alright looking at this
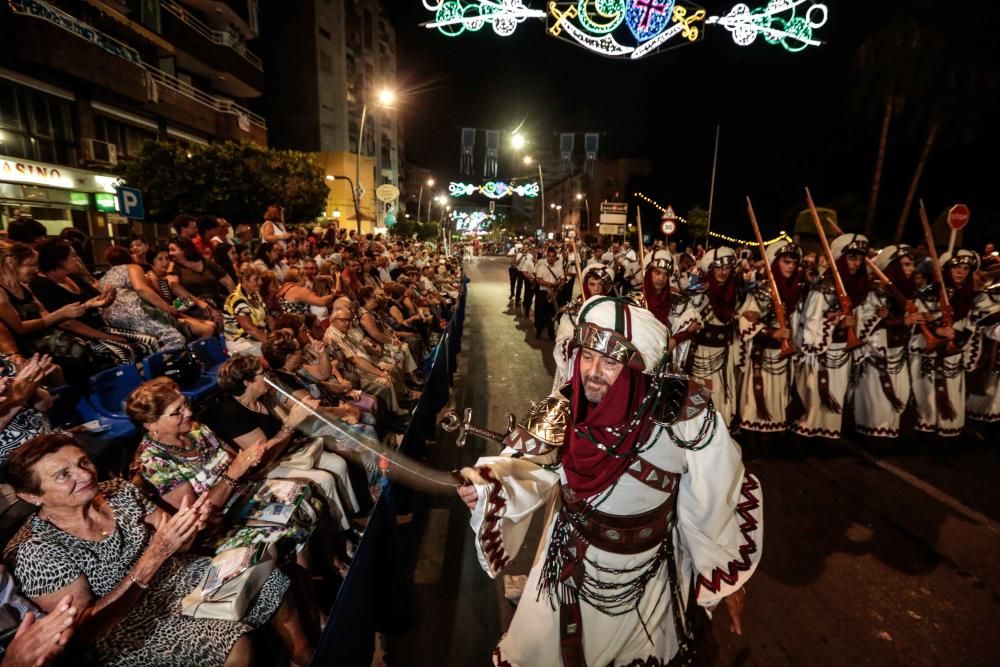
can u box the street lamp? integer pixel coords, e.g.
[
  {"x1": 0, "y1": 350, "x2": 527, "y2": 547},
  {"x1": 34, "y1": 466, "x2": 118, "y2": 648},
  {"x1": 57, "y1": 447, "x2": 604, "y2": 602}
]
[
  {"x1": 356, "y1": 87, "x2": 397, "y2": 232},
  {"x1": 326, "y1": 175, "x2": 362, "y2": 233},
  {"x1": 511, "y1": 133, "x2": 526, "y2": 150},
  {"x1": 417, "y1": 177, "x2": 435, "y2": 223},
  {"x1": 575, "y1": 192, "x2": 590, "y2": 232},
  {"x1": 523, "y1": 155, "x2": 534, "y2": 165}
]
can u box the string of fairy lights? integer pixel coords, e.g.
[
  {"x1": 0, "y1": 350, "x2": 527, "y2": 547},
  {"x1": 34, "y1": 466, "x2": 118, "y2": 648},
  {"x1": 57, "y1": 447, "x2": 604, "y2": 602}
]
[{"x1": 635, "y1": 192, "x2": 793, "y2": 247}]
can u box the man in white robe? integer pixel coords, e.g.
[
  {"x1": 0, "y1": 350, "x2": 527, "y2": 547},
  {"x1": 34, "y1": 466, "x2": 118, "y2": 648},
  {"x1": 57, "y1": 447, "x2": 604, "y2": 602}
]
[{"x1": 458, "y1": 297, "x2": 762, "y2": 666}]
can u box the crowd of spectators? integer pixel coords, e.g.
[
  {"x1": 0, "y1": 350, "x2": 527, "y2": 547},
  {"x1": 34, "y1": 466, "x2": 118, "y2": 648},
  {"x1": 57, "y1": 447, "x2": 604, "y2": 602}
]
[{"x1": 0, "y1": 207, "x2": 463, "y2": 666}]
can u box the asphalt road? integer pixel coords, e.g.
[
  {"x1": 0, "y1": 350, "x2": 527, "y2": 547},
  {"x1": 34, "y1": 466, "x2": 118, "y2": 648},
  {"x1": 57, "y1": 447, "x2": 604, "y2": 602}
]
[{"x1": 386, "y1": 256, "x2": 1000, "y2": 667}]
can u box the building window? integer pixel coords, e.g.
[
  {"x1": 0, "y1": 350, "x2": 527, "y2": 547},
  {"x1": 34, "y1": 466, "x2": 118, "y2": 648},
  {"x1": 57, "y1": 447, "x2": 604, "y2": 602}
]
[
  {"x1": 94, "y1": 116, "x2": 156, "y2": 159},
  {"x1": 0, "y1": 81, "x2": 75, "y2": 165},
  {"x1": 139, "y1": 0, "x2": 161, "y2": 34},
  {"x1": 319, "y1": 27, "x2": 331, "y2": 40},
  {"x1": 363, "y1": 10, "x2": 373, "y2": 49}
]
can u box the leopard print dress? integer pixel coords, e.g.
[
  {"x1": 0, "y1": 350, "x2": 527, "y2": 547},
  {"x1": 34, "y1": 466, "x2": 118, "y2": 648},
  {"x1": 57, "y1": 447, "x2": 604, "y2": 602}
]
[{"x1": 4, "y1": 479, "x2": 289, "y2": 667}]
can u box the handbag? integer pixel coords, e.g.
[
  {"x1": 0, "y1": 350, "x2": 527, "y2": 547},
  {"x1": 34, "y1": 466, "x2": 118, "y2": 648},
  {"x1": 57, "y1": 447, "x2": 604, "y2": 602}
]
[
  {"x1": 182, "y1": 543, "x2": 276, "y2": 621},
  {"x1": 161, "y1": 349, "x2": 205, "y2": 388},
  {"x1": 278, "y1": 436, "x2": 323, "y2": 470},
  {"x1": 33, "y1": 329, "x2": 92, "y2": 363}
]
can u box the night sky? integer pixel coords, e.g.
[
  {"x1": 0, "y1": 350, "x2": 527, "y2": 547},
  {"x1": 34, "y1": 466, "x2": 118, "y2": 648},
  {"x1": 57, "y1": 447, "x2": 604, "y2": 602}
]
[{"x1": 384, "y1": 1, "x2": 999, "y2": 247}]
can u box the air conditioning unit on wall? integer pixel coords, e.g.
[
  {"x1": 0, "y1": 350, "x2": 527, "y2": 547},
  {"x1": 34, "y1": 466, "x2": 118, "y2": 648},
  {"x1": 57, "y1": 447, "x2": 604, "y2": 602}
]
[{"x1": 80, "y1": 138, "x2": 119, "y2": 166}]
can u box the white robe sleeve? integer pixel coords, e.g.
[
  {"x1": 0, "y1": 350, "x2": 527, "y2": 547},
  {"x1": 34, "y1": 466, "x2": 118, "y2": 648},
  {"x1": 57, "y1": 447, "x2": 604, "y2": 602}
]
[
  {"x1": 552, "y1": 313, "x2": 577, "y2": 392},
  {"x1": 798, "y1": 289, "x2": 836, "y2": 359},
  {"x1": 675, "y1": 412, "x2": 763, "y2": 608},
  {"x1": 462, "y1": 456, "x2": 561, "y2": 579}
]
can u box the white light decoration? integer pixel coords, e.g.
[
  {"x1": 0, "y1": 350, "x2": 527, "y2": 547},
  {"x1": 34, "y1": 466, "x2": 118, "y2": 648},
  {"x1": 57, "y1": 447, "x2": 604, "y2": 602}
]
[
  {"x1": 449, "y1": 181, "x2": 540, "y2": 199},
  {"x1": 422, "y1": 1, "x2": 828, "y2": 60}
]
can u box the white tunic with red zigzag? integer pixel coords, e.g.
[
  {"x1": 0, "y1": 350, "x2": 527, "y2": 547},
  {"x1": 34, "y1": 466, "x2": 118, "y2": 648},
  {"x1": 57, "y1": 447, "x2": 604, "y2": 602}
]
[{"x1": 465, "y1": 407, "x2": 762, "y2": 666}]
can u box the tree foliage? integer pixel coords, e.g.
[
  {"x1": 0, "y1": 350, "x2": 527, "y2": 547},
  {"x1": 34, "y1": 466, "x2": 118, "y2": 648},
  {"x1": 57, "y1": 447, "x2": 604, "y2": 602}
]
[
  {"x1": 685, "y1": 206, "x2": 709, "y2": 242},
  {"x1": 117, "y1": 141, "x2": 329, "y2": 224}
]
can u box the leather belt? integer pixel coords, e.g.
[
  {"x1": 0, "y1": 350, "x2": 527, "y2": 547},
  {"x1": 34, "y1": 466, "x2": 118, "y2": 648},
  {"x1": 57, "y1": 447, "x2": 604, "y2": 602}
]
[
  {"x1": 696, "y1": 321, "x2": 734, "y2": 346},
  {"x1": 561, "y1": 488, "x2": 676, "y2": 555}
]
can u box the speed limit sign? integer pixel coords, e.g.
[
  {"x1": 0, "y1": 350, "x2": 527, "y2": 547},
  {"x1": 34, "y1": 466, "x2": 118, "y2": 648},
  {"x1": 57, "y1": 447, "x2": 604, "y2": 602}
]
[{"x1": 661, "y1": 219, "x2": 676, "y2": 236}]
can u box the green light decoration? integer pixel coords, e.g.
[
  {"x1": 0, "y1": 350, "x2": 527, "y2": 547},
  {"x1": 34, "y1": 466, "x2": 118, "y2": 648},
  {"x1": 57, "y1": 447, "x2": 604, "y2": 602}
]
[
  {"x1": 449, "y1": 181, "x2": 540, "y2": 199},
  {"x1": 421, "y1": 0, "x2": 827, "y2": 58}
]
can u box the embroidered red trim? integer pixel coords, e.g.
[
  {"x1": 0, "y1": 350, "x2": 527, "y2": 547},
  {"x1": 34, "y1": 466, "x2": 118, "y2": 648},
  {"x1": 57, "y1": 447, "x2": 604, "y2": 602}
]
[
  {"x1": 801, "y1": 312, "x2": 835, "y2": 355},
  {"x1": 478, "y1": 466, "x2": 511, "y2": 574},
  {"x1": 916, "y1": 422, "x2": 962, "y2": 436},
  {"x1": 790, "y1": 424, "x2": 842, "y2": 438},
  {"x1": 968, "y1": 411, "x2": 1000, "y2": 423},
  {"x1": 492, "y1": 645, "x2": 513, "y2": 667},
  {"x1": 739, "y1": 418, "x2": 787, "y2": 433},
  {"x1": 858, "y1": 312, "x2": 881, "y2": 342},
  {"x1": 610, "y1": 657, "x2": 670, "y2": 667},
  {"x1": 855, "y1": 425, "x2": 901, "y2": 438},
  {"x1": 694, "y1": 474, "x2": 761, "y2": 599}
]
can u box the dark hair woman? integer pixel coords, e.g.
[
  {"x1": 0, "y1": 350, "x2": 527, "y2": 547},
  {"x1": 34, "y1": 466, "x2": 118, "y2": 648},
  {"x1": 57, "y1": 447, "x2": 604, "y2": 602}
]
[{"x1": 4, "y1": 433, "x2": 313, "y2": 666}]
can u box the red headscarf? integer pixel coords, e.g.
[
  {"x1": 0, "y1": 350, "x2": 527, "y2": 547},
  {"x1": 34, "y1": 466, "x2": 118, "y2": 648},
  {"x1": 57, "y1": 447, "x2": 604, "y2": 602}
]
[
  {"x1": 771, "y1": 257, "x2": 803, "y2": 309},
  {"x1": 707, "y1": 270, "x2": 738, "y2": 322},
  {"x1": 836, "y1": 254, "x2": 870, "y2": 308},
  {"x1": 884, "y1": 257, "x2": 916, "y2": 301},
  {"x1": 945, "y1": 268, "x2": 975, "y2": 320},
  {"x1": 642, "y1": 269, "x2": 672, "y2": 326},
  {"x1": 562, "y1": 353, "x2": 655, "y2": 498}
]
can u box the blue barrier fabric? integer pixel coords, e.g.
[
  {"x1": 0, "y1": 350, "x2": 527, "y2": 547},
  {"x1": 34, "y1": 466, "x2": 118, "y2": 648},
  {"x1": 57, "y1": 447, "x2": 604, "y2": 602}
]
[{"x1": 311, "y1": 278, "x2": 468, "y2": 666}]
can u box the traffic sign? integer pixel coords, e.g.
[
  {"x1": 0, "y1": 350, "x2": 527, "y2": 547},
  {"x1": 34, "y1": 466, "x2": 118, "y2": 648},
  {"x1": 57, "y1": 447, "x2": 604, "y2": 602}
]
[
  {"x1": 661, "y1": 219, "x2": 676, "y2": 236},
  {"x1": 663, "y1": 205, "x2": 677, "y2": 220},
  {"x1": 947, "y1": 204, "x2": 970, "y2": 230},
  {"x1": 376, "y1": 184, "x2": 400, "y2": 203},
  {"x1": 601, "y1": 201, "x2": 628, "y2": 215},
  {"x1": 114, "y1": 186, "x2": 144, "y2": 219}
]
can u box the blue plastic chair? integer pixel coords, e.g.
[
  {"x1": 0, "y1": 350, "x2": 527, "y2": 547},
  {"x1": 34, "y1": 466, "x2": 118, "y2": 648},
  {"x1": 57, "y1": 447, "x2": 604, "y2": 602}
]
[
  {"x1": 87, "y1": 364, "x2": 143, "y2": 420},
  {"x1": 189, "y1": 335, "x2": 228, "y2": 377},
  {"x1": 48, "y1": 385, "x2": 139, "y2": 440},
  {"x1": 143, "y1": 349, "x2": 219, "y2": 404}
]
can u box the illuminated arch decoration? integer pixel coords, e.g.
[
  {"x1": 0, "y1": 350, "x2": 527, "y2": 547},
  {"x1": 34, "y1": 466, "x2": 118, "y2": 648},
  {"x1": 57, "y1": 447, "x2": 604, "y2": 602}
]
[
  {"x1": 451, "y1": 210, "x2": 498, "y2": 232},
  {"x1": 421, "y1": 1, "x2": 827, "y2": 59},
  {"x1": 449, "y1": 181, "x2": 540, "y2": 199}
]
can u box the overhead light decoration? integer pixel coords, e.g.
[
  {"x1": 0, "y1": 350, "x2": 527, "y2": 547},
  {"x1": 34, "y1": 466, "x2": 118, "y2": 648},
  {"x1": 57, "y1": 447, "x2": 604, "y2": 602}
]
[
  {"x1": 421, "y1": 0, "x2": 827, "y2": 59},
  {"x1": 449, "y1": 181, "x2": 540, "y2": 199}
]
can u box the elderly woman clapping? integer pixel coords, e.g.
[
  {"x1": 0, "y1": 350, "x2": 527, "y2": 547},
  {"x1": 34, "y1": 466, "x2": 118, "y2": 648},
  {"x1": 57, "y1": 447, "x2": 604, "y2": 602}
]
[{"x1": 3, "y1": 433, "x2": 313, "y2": 666}]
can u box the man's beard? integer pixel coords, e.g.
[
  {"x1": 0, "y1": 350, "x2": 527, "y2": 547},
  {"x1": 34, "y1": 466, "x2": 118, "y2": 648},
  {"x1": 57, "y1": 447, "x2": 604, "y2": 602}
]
[{"x1": 583, "y1": 374, "x2": 610, "y2": 404}]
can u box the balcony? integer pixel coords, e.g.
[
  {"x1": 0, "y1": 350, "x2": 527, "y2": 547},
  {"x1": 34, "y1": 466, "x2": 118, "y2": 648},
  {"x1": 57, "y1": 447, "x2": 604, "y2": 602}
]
[
  {"x1": 143, "y1": 66, "x2": 266, "y2": 145},
  {"x1": 180, "y1": 0, "x2": 256, "y2": 38}
]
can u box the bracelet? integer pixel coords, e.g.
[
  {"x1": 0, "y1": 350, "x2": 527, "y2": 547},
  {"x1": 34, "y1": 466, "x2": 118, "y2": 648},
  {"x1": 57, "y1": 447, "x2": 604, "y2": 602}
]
[
  {"x1": 219, "y1": 473, "x2": 237, "y2": 488},
  {"x1": 281, "y1": 423, "x2": 296, "y2": 434},
  {"x1": 128, "y1": 573, "x2": 149, "y2": 590}
]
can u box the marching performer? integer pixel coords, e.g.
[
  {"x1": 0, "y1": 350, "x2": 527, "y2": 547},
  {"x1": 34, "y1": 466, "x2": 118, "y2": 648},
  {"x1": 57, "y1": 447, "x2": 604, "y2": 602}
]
[
  {"x1": 853, "y1": 245, "x2": 922, "y2": 438},
  {"x1": 791, "y1": 233, "x2": 869, "y2": 439},
  {"x1": 637, "y1": 249, "x2": 702, "y2": 350},
  {"x1": 968, "y1": 280, "x2": 1000, "y2": 424},
  {"x1": 458, "y1": 296, "x2": 762, "y2": 666},
  {"x1": 909, "y1": 249, "x2": 981, "y2": 437},
  {"x1": 687, "y1": 247, "x2": 742, "y2": 427},
  {"x1": 559, "y1": 240, "x2": 580, "y2": 306},
  {"x1": 738, "y1": 240, "x2": 804, "y2": 435},
  {"x1": 533, "y1": 246, "x2": 565, "y2": 340},
  {"x1": 508, "y1": 242, "x2": 523, "y2": 303},
  {"x1": 518, "y1": 243, "x2": 537, "y2": 318},
  {"x1": 551, "y1": 261, "x2": 614, "y2": 392}
]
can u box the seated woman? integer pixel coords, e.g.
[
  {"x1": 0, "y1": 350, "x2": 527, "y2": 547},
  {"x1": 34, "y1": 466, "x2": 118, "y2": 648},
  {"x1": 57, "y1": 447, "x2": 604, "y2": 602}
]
[
  {"x1": 253, "y1": 242, "x2": 287, "y2": 283},
  {"x1": 167, "y1": 237, "x2": 234, "y2": 311},
  {"x1": 356, "y1": 287, "x2": 422, "y2": 383},
  {"x1": 0, "y1": 240, "x2": 111, "y2": 383},
  {"x1": 0, "y1": 354, "x2": 54, "y2": 466},
  {"x1": 3, "y1": 433, "x2": 314, "y2": 667},
  {"x1": 223, "y1": 264, "x2": 270, "y2": 356},
  {"x1": 262, "y1": 329, "x2": 385, "y2": 431},
  {"x1": 205, "y1": 354, "x2": 363, "y2": 532},
  {"x1": 102, "y1": 246, "x2": 215, "y2": 344},
  {"x1": 309, "y1": 275, "x2": 337, "y2": 321},
  {"x1": 275, "y1": 268, "x2": 334, "y2": 317},
  {"x1": 146, "y1": 245, "x2": 220, "y2": 334},
  {"x1": 125, "y1": 377, "x2": 327, "y2": 553},
  {"x1": 384, "y1": 281, "x2": 429, "y2": 344},
  {"x1": 213, "y1": 242, "x2": 239, "y2": 283}
]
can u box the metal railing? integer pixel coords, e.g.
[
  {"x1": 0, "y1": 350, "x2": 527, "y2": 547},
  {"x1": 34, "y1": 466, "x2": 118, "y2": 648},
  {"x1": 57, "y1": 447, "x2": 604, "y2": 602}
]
[
  {"x1": 161, "y1": 0, "x2": 263, "y2": 70},
  {"x1": 144, "y1": 65, "x2": 267, "y2": 129}
]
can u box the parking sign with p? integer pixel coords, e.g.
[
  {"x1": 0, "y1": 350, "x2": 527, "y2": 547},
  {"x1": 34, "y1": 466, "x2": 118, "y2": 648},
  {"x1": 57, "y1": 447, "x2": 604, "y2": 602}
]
[{"x1": 115, "y1": 186, "x2": 145, "y2": 220}]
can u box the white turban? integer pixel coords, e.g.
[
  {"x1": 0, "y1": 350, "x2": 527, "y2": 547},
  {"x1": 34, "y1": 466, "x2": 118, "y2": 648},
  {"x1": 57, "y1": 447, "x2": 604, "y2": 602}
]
[{"x1": 576, "y1": 296, "x2": 668, "y2": 374}]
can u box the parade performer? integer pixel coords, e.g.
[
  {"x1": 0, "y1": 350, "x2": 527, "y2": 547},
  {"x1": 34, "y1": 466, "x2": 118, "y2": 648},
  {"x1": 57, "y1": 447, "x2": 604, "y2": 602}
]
[
  {"x1": 534, "y1": 246, "x2": 566, "y2": 340},
  {"x1": 634, "y1": 249, "x2": 702, "y2": 351},
  {"x1": 458, "y1": 296, "x2": 761, "y2": 666},
  {"x1": 686, "y1": 247, "x2": 742, "y2": 427},
  {"x1": 909, "y1": 250, "x2": 981, "y2": 437},
  {"x1": 519, "y1": 245, "x2": 537, "y2": 318},
  {"x1": 551, "y1": 261, "x2": 614, "y2": 392},
  {"x1": 968, "y1": 280, "x2": 1000, "y2": 424},
  {"x1": 508, "y1": 243, "x2": 522, "y2": 303},
  {"x1": 737, "y1": 239, "x2": 804, "y2": 435},
  {"x1": 791, "y1": 233, "x2": 869, "y2": 439},
  {"x1": 853, "y1": 245, "x2": 922, "y2": 438},
  {"x1": 559, "y1": 241, "x2": 580, "y2": 306}
]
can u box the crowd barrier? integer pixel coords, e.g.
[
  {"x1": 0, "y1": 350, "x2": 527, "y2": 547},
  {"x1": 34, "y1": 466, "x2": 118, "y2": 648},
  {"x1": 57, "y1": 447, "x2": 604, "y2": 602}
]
[{"x1": 312, "y1": 277, "x2": 469, "y2": 665}]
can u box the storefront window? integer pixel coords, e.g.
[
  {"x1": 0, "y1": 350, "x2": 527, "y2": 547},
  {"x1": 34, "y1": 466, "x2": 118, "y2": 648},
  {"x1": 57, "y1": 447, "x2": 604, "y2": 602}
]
[
  {"x1": 94, "y1": 115, "x2": 156, "y2": 158},
  {"x1": 0, "y1": 81, "x2": 76, "y2": 165}
]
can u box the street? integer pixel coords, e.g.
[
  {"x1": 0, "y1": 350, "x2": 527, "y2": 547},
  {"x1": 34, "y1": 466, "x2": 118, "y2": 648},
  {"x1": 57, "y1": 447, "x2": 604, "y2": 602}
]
[{"x1": 389, "y1": 256, "x2": 1000, "y2": 666}]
